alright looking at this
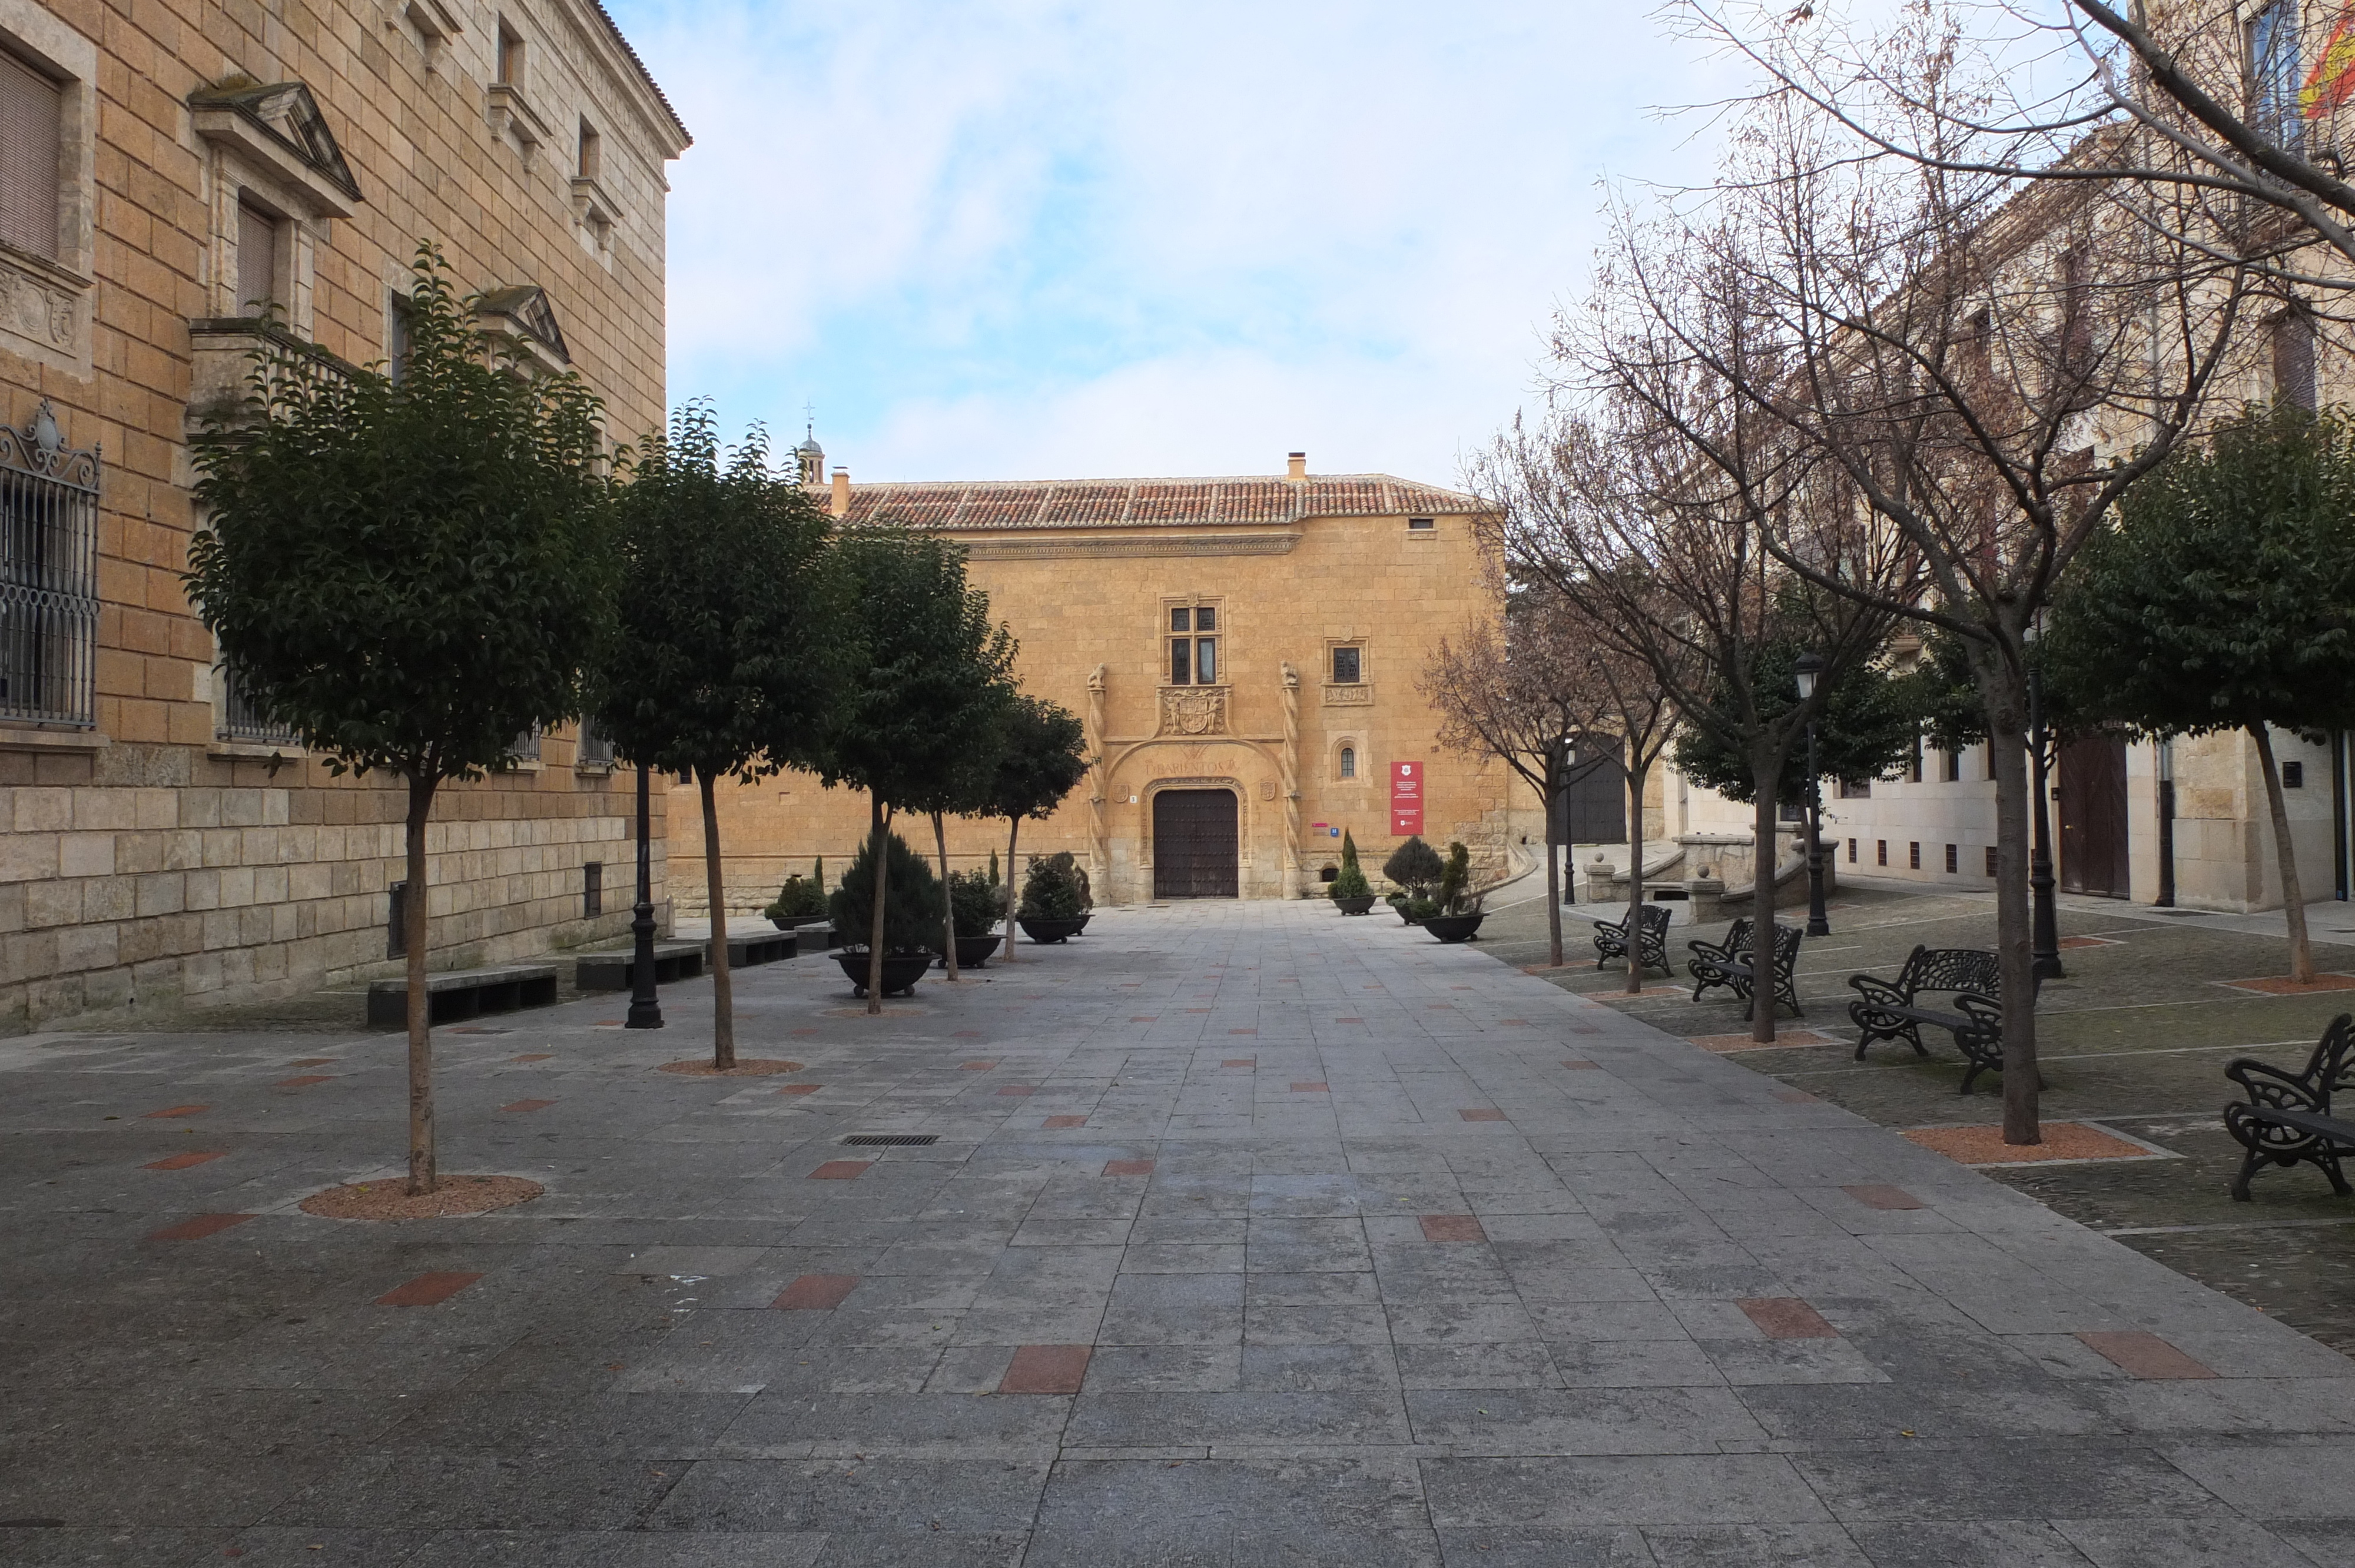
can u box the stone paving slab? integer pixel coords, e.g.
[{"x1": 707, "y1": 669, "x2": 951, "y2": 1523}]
[{"x1": 2, "y1": 901, "x2": 2353, "y2": 1563}]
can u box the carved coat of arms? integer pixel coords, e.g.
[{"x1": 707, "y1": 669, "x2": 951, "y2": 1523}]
[{"x1": 1159, "y1": 686, "x2": 1228, "y2": 736}]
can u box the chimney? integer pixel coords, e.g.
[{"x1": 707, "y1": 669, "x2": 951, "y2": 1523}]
[
  {"x1": 1286, "y1": 451, "x2": 1307, "y2": 481},
  {"x1": 830, "y1": 467, "x2": 850, "y2": 518}
]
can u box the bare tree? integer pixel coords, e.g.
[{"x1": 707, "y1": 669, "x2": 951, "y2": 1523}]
[
  {"x1": 1639, "y1": 68, "x2": 2256, "y2": 1138},
  {"x1": 1483, "y1": 236, "x2": 1918, "y2": 1039}
]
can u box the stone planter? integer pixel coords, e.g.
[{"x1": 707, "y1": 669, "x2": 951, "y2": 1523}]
[
  {"x1": 835, "y1": 949, "x2": 932, "y2": 998},
  {"x1": 1332, "y1": 894, "x2": 1377, "y2": 916},
  {"x1": 1423, "y1": 913, "x2": 1485, "y2": 944},
  {"x1": 948, "y1": 934, "x2": 1003, "y2": 968},
  {"x1": 1019, "y1": 915, "x2": 1085, "y2": 944}
]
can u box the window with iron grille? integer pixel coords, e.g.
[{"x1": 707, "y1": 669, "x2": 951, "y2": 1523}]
[
  {"x1": 576, "y1": 719, "x2": 614, "y2": 768},
  {"x1": 509, "y1": 724, "x2": 542, "y2": 764},
  {"x1": 0, "y1": 401, "x2": 98, "y2": 729},
  {"x1": 216, "y1": 659, "x2": 297, "y2": 746}
]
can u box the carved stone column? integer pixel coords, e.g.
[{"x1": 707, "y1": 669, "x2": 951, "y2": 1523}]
[
  {"x1": 1086, "y1": 664, "x2": 1110, "y2": 894},
  {"x1": 1280, "y1": 662, "x2": 1302, "y2": 899}
]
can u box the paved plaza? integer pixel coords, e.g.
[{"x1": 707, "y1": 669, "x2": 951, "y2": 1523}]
[{"x1": 5, "y1": 902, "x2": 2355, "y2": 1566}]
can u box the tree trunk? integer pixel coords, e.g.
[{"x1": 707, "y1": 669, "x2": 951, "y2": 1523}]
[
  {"x1": 935, "y1": 810, "x2": 960, "y2": 981},
  {"x1": 866, "y1": 796, "x2": 889, "y2": 1014},
  {"x1": 403, "y1": 772, "x2": 440, "y2": 1196},
  {"x1": 1001, "y1": 817, "x2": 1022, "y2": 961},
  {"x1": 1626, "y1": 755, "x2": 1649, "y2": 996},
  {"x1": 1543, "y1": 833, "x2": 1563, "y2": 968},
  {"x1": 1981, "y1": 662, "x2": 2042, "y2": 1145},
  {"x1": 2251, "y1": 723, "x2": 2317, "y2": 984},
  {"x1": 699, "y1": 769, "x2": 735, "y2": 1070},
  {"x1": 1751, "y1": 755, "x2": 1779, "y2": 1045}
]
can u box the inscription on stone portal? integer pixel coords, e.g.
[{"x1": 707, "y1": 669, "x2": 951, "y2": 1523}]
[{"x1": 1159, "y1": 686, "x2": 1229, "y2": 736}]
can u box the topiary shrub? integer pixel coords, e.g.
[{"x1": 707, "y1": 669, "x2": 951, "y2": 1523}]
[
  {"x1": 1021, "y1": 851, "x2": 1089, "y2": 920},
  {"x1": 764, "y1": 864, "x2": 827, "y2": 924},
  {"x1": 1382, "y1": 836, "x2": 1444, "y2": 901},
  {"x1": 1435, "y1": 840, "x2": 1480, "y2": 916},
  {"x1": 1331, "y1": 831, "x2": 1371, "y2": 901},
  {"x1": 829, "y1": 832, "x2": 944, "y2": 953},
  {"x1": 948, "y1": 867, "x2": 1004, "y2": 937}
]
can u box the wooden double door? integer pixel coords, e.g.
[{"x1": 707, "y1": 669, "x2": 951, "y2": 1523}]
[{"x1": 1153, "y1": 789, "x2": 1239, "y2": 899}]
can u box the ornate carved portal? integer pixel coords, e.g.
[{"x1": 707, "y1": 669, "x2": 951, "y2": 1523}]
[{"x1": 1157, "y1": 685, "x2": 1229, "y2": 737}]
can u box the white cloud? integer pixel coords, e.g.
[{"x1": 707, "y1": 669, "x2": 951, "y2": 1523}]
[{"x1": 607, "y1": 0, "x2": 1752, "y2": 484}]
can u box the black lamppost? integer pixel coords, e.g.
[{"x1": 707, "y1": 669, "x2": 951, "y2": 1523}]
[
  {"x1": 2024, "y1": 617, "x2": 2064, "y2": 981},
  {"x1": 625, "y1": 761, "x2": 664, "y2": 1029},
  {"x1": 1794, "y1": 651, "x2": 1831, "y2": 937}
]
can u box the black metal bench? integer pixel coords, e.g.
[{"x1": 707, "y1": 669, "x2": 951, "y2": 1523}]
[
  {"x1": 1593, "y1": 903, "x2": 1671, "y2": 977},
  {"x1": 367, "y1": 964, "x2": 559, "y2": 1026},
  {"x1": 1846, "y1": 947, "x2": 2042, "y2": 1095},
  {"x1": 2224, "y1": 1014, "x2": 2355, "y2": 1200},
  {"x1": 1686, "y1": 917, "x2": 1803, "y2": 1019}
]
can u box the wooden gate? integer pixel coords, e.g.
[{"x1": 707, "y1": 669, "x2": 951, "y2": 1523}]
[
  {"x1": 2059, "y1": 735, "x2": 2130, "y2": 899},
  {"x1": 1153, "y1": 789, "x2": 1239, "y2": 898}
]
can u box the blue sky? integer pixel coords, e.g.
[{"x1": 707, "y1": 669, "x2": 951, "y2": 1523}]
[{"x1": 603, "y1": 1, "x2": 1747, "y2": 487}]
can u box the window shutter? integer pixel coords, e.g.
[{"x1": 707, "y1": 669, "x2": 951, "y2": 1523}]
[
  {"x1": 238, "y1": 202, "x2": 277, "y2": 315},
  {"x1": 0, "y1": 49, "x2": 61, "y2": 261}
]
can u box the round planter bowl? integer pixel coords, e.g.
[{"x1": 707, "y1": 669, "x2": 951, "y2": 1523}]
[
  {"x1": 1423, "y1": 913, "x2": 1485, "y2": 944},
  {"x1": 1019, "y1": 916, "x2": 1085, "y2": 944},
  {"x1": 835, "y1": 949, "x2": 933, "y2": 998},
  {"x1": 948, "y1": 933, "x2": 1003, "y2": 968},
  {"x1": 1332, "y1": 894, "x2": 1377, "y2": 916},
  {"x1": 1395, "y1": 905, "x2": 1426, "y2": 926}
]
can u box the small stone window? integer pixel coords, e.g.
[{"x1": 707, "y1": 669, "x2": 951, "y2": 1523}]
[
  {"x1": 1167, "y1": 603, "x2": 1218, "y2": 685},
  {"x1": 583, "y1": 861, "x2": 603, "y2": 919},
  {"x1": 1407, "y1": 516, "x2": 1435, "y2": 533},
  {"x1": 1985, "y1": 845, "x2": 1999, "y2": 876},
  {"x1": 1909, "y1": 841, "x2": 1922, "y2": 870},
  {"x1": 0, "y1": 46, "x2": 61, "y2": 260},
  {"x1": 237, "y1": 199, "x2": 281, "y2": 316},
  {"x1": 1877, "y1": 840, "x2": 1888, "y2": 866},
  {"x1": 2284, "y1": 759, "x2": 2306, "y2": 788},
  {"x1": 1945, "y1": 843, "x2": 1959, "y2": 874},
  {"x1": 1339, "y1": 746, "x2": 1356, "y2": 780},
  {"x1": 1332, "y1": 646, "x2": 1361, "y2": 684}
]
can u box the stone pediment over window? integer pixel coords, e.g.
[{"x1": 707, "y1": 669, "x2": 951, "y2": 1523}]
[
  {"x1": 474, "y1": 285, "x2": 572, "y2": 374},
  {"x1": 190, "y1": 79, "x2": 361, "y2": 218}
]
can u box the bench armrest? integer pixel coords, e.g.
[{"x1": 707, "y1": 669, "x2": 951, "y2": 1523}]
[
  {"x1": 2226, "y1": 1058, "x2": 2327, "y2": 1111},
  {"x1": 1687, "y1": 938, "x2": 1733, "y2": 964},
  {"x1": 1848, "y1": 975, "x2": 1908, "y2": 1008}
]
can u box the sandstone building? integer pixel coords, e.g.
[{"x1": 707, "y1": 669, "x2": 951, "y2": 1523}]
[
  {"x1": 672, "y1": 453, "x2": 1534, "y2": 913},
  {"x1": 1, "y1": 0, "x2": 687, "y2": 1031}
]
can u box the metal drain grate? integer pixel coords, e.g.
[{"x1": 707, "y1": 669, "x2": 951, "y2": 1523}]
[{"x1": 841, "y1": 1134, "x2": 939, "y2": 1147}]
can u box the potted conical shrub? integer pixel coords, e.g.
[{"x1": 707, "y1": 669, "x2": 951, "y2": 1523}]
[
  {"x1": 828, "y1": 832, "x2": 943, "y2": 996},
  {"x1": 946, "y1": 866, "x2": 1005, "y2": 968},
  {"x1": 1330, "y1": 830, "x2": 1376, "y2": 915},
  {"x1": 1421, "y1": 841, "x2": 1485, "y2": 943},
  {"x1": 1018, "y1": 852, "x2": 1088, "y2": 943}
]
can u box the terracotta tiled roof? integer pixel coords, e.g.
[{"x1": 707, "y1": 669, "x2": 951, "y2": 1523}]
[
  {"x1": 585, "y1": 0, "x2": 690, "y2": 148},
  {"x1": 840, "y1": 474, "x2": 1483, "y2": 531}
]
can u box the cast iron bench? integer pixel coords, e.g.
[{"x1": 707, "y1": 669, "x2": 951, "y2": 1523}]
[
  {"x1": 1847, "y1": 947, "x2": 2032, "y2": 1095},
  {"x1": 575, "y1": 939, "x2": 705, "y2": 992},
  {"x1": 1593, "y1": 903, "x2": 1672, "y2": 977},
  {"x1": 2224, "y1": 1013, "x2": 2355, "y2": 1200},
  {"x1": 368, "y1": 964, "x2": 559, "y2": 1026},
  {"x1": 1686, "y1": 917, "x2": 1804, "y2": 1019}
]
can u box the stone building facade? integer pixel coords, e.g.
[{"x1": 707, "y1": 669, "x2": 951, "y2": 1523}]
[
  {"x1": 672, "y1": 456, "x2": 1532, "y2": 914},
  {"x1": 0, "y1": 0, "x2": 687, "y2": 1031}
]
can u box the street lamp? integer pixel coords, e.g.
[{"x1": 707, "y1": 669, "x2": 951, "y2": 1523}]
[
  {"x1": 625, "y1": 760, "x2": 664, "y2": 1029},
  {"x1": 1793, "y1": 651, "x2": 1831, "y2": 938},
  {"x1": 2022, "y1": 615, "x2": 2064, "y2": 981},
  {"x1": 1557, "y1": 735, "x2": 1577, "y2": 905}
]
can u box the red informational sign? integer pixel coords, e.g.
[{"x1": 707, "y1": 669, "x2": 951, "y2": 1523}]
[{"x1": 1390, "y1": 760, "x2": 1423, "y2": 836}]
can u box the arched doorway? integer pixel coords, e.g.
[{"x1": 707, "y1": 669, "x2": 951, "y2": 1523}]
[{"x1": 1153, "y1": 789, "x2": 1239, "y2": 898}]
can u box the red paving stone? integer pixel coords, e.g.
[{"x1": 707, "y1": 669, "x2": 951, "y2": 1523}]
[
  {"x1": 500, "y1": 1099, "x2": 556, "y2": 1114},
  {"x1": 1841, "y1": 1184, "x2": 1925, "y2": 1211},
  {"x1": 777, "y1": 1084, "x2": 821, "y2": 1096},
  {"x1": 1103, "y1": 1160, "x2": 1154, "y2": 1177},
  {"x1": 1740, "y1": 1297, "x2": 1840, "y2": 1339},
  {"x1": 2221, "y1": 972, "x2": 2355, "y2": 995},
  {"x1": 143, "y1": 1105, "x2": 208, "y2": 1119},
  {"x1": 791, "y1": 1028, "x2": 820, "y2": 1037},
  {"x1": 144, "y1": 1151, "x2": 226, "y2": 1171},
  {"x1": 1773, "y1": 1088, "x2": 1819, "y2": 1103},
  {"x1": 2077, "y1": 1330, "x2": 2217, "y2": 1379},
  {"x1": 1000, "y1": 1343, "x2": 1090, "y2": 1394},
  {"x1": 1904, "y1": 1122, "x2": 2152, "y2": 1164},
  {"x1": 1130, "y1": 1016, "x2": 1158, "y2": 1022},
  {"x1": 1458, "y1": 1109, "x2": 1507, "y2": 1122},
  {"x1": 1499, "y1": 1019, "x2": 1529, "y2": 1026},
  {"x1": 1289, "y1": 1082, "x2": 1329, "y2": 1093},
  {"x1": 1229, "y1": 1028, "x2": 1258, "y2": 1035},
  {"x1": 1042, "y1": 1115, "x2": 1087, "y2": 1128},
  {"x1": 376, "y1": 1271, "x2": 485, "y2": 1307},
  {"x1": 1334, "y1": 1016, "x2": 1364, "y2": 1024},
  {"x1": 773, "y1": 1274, "x2": 861, "y2": 1310},
  {"x1": 275, "y1": 1075, "x2": 333, "y2": 1088},
  {"x1": 1185, "y1": 1008, "x2": 1210, "y2": 1014},
  {"x1": 2057, "y1": 936, "x2": 2121, "y2": 951},
  {"x1": 510, "y1": 1054, "x2": 555, "y2": 1064},
  {"x1": 997, "y1": 1085, "x2": 1035, "y2": 1097},
  {"x1": 147, "y1": 1213, "x2": 253, "y2": 1241},
  {"x1": 1222, "y1": 1058, "x2": 1255, "y2": 1067},
  {"x1": 1419, "y1": 1214, "x2": 1487, "y2": 1243},
  {"x1": 810, "y1": 1160, "x2": 871, "y2": 1180},
  {"x1": 961, "y1": 1061, "x2": 997, "y2": 1071},
  {"x1": 1563, "y1": 1059, "x2": 1600, "y2": 1071}
]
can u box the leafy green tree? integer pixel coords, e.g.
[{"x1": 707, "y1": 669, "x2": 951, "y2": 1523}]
[
  {"x1": 185, "y1": 247, "x2": 612, "y2": 1195},
  {"x1": 812, "y1": 526, "x2": 1017, "y2": 1009},
  {"x1": 2047, "y1": 403, "x2": 2355, "y2": 982},
  {"x1": 979, "y1": 694, "x2": 1089, "y2": 959},
  {"x1": 1673, "y1": 640, "x2": 1920, "y2": 806},
  {"x1": 1383, "y1": 837, "x2": 1445, "y2": 901},
  {"x1": 595, "y1": 402, "x2": 839, "y2": 1067}
]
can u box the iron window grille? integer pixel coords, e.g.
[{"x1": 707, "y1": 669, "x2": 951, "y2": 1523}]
[
  {"x1": 0, "y1": 401, "x2": 100, "y2": 729},
  {"x1": 576, "y1": 719, "x2": 614, "y2": 767},
  {"x1": 217, "y1": 660, "x2": 297, "y2": 745},
  {"x1": 509, "y1": 725, "x2": 542, "y2": 764}
]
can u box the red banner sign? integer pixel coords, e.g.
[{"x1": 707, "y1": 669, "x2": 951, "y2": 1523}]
[{"x1": 1390, "y1": 760, "x2": 1423, "y2": 836}]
